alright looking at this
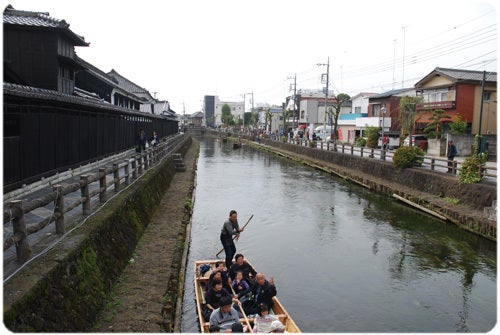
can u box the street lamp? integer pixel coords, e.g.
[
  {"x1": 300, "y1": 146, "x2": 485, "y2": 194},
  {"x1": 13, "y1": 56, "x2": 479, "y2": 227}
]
[
  {"x1": 317, "y1": 57, "x2": 330, "y2": 139},
  {"x1": 380, "y1": 106, "x2": 387, "y2": 160}
]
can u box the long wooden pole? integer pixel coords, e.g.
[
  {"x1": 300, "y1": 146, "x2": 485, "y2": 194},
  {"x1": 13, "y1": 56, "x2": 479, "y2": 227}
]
[
  {"x1": 230, "y1": 284, "x2": 252, "y2": 332},
  {"x1": 215, "y1": 214, "x2": 254, "y2": 258},
  {"x1": 392, "y1": 194, "x2": 448, "y2": 220}
]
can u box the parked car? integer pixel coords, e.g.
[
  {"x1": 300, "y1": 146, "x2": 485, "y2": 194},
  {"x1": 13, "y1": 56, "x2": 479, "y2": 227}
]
[
  {"x1": 403, "y1": 135, "x2": 427, "y2": 147},
  {"x1": 314, "y1": 126, "x2": 334, "y2": 142}
]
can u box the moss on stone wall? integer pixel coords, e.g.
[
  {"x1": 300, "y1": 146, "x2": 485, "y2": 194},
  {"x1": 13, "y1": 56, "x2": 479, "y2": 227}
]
[{"x1": 4, "y1": 137, "x2": 192, "y2": 332}]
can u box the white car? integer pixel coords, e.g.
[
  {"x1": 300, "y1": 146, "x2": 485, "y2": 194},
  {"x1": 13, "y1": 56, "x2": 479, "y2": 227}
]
[{"x1": 403, "y1": 135, "x2": 427, "y2": 147}]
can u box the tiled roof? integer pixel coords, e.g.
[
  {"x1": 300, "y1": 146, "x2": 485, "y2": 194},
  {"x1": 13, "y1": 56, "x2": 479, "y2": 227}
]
[
  {"x1": 369, "y1": 88, "x2": 414, "y2": 99},
  {"x1": 4, "y1": 82, "x2": 136, "y2": 115},
  {"x1": 107, "y1": 69, "x2": 151, "y2": 100},
  {"x1": 434, "y1": 67, "x2": 497, "y2": 82},
  {"x1": 3, "y1": 5, "x2": 88, "y2": 46},
  {"x1": 415, "y1": 67, "x2": 497, "y2": 87},
  {"x1": 75, "y1": 55, "x2": 118, "y2": 87}
]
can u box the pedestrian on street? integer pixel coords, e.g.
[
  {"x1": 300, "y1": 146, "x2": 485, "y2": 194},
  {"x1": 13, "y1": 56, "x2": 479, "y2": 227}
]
[
  {"x1": 137, "y1": 129, "x2": 147, "y2": 152},
  {"x1": 447, "y1": 140, "x2": 458, "y2": 173}
]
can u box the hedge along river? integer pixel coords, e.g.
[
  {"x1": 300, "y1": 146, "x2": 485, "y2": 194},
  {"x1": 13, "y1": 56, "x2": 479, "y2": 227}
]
[{"x1": 181, "y1": 137, "x2": 496, "y2": 332}]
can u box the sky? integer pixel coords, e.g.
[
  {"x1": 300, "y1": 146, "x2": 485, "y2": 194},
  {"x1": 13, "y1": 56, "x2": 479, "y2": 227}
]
[{"x1": 4, "y1": 0, "x2": 498, "y2": 114}]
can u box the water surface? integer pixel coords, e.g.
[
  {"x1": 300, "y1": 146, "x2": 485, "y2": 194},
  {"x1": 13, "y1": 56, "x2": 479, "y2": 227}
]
[{"x1": 181, "y1": 137, "x2": 496, "y2": 332}]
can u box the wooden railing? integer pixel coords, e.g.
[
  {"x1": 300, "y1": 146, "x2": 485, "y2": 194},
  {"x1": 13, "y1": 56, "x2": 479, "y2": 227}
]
[{"x1": 3, "y1": 134, "x2": 188, "y2": 264}]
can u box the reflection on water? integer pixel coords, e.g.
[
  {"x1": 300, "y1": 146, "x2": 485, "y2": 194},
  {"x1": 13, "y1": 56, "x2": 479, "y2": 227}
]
[{"x1": 182, "y1": 137, "x2": 496, "y2": 332}]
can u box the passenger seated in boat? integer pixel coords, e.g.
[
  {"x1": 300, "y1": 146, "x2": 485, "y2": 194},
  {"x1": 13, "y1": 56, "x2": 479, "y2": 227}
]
[
  {"x1": 232, "y1": 271, "x2": 250, "y2": 301},
  {"x1": 208, "y1": 325, "x2": 220, "y2": 333},
  {"x1": 204, "y1": 279, "x2": 232, "y2": 321},
  {"x1": 228, "y1": 254, "x2": 257, "y2": 284},
  {"x1": 252, "y1": 303, "x2": 278, "y2": 333},
  {"x1": 209, "y1": 296, "x2": 242, "y2": 332},
  {"x1": 206, "y1": 261, "x2": 231, "y2": 292},
  {"x1": 243, "y1": 273, "x2": 277, "y2": 316},
  {"x1": 269, "y1": 320, "x2": 286, "y2": 333}
]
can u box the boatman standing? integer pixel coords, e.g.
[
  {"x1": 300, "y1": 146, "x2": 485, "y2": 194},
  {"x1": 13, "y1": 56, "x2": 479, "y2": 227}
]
[{"x1": 220, "y1": 210, "x2": 244, "y2": 268}]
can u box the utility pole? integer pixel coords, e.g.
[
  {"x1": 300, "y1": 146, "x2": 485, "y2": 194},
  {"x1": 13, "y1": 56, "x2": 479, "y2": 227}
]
[
  {"x1": 402, "y1": 26, "x2": 406, "y2": 88},
  {"x1": 251, "y1": 90, "x2": 254, "y2": 128},
  {"x1": 317, "y1": 57, "x2": 330, "y2": 135},
  {"x1": 287, "y1": 74, "x2": 297, "y2": 130},
  {"x1": 392, "y1": 38, "x2": 397, "y2": 90},
  {"x1": 478, "y1": 70, "x2": 486, "y2": 154}
]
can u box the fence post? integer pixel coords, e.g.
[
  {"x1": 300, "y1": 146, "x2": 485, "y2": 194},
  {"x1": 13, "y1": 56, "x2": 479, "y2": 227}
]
[
  {"x1": 361, "y1": 147, "x2": 364, "y2": 157},
  {"x1": 350, "y1": 145, "x2": 354, "y2": 155},
  {"x1": 430, "y1": 158, "x2": 436, "y2": 171},
  {"x1": 124, "y1": 159, "x2": 130, "y2": 185},
  {"x1": 99, "y1": 167, "x2": 107, "y2": 203},
  {"x1": 131, "y1": 157, "x2": 137, "y2": 180},
  {"x1": 144, "y1": 150, "x2": 150, "y2": 170},
  {"x1": 80, "y1": 175, "x2": 91, "y2": 215},
  {"x1": 113, "y1": 163, "x2": 120, "y2": 192},
  {"x1": 453, "y1": 161, "x2": 458, "y2": 175},
  {"x1": 53, "y1": 184, "x2": 65, "y2": 234},
  {"x1": 10, "y1": 200, "x2": 31, "y2": 263},
  {"x1": 341, "y1": 144, "x2": 345, "y2": 154},
  {"x1": 138, "y1": 154, "x2": 143, "y2": 175}
]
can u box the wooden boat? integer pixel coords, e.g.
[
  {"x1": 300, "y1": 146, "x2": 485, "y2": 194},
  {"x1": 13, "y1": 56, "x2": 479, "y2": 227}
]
[
  {"x1": 194, "y1": 259, "x2": 301, "y2": 333},
  {"x1": 233, "y1": 142, "x2": 242, "y2": 149}
]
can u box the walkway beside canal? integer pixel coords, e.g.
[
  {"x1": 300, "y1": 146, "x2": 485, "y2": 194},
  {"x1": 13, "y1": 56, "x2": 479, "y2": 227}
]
[{"x1": 92, "y1": 138, "x2": 199, "y2": 332}]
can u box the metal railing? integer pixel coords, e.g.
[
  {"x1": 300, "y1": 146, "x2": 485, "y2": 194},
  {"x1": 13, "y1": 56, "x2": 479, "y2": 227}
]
[{"x1": 257, "y1": 134, "x2": 496, "y2": 181}]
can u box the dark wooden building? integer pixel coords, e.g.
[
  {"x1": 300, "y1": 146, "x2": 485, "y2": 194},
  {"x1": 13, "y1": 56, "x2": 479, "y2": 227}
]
[
  {"x1": 3, "y1": 5, "x2": 178, "y2": 191},
  {"x1": 3, "y1": 5, "x2": 89, "y2": 93}
]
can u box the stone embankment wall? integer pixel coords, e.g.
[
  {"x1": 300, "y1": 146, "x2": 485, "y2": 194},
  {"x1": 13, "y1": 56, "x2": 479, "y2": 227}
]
[
  {"x1": 3, "y1": 137, "x2": 193, "y2": 332},
  {"x1": 223, "y1": 132, "x2": 496, "y2": 240}
]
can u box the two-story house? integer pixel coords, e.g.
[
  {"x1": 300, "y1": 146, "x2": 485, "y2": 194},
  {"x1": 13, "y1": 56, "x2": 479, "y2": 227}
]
[
  {"x1": 414, "y1": 67, "x2": 497, "y2": 136},
  {"x1": 3, "y1": 5, "x2": 89, "y2": 93}
]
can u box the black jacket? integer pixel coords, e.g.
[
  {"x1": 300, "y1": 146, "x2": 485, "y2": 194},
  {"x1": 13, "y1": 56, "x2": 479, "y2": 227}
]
[{"x1": 250, "y1": 280, "x2": 277, "y2": 309}]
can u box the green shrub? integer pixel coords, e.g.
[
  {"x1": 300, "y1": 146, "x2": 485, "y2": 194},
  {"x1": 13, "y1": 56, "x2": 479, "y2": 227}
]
[
  {"x1": 449, "y1": 115, "x2": 467, "y2": 134},
  {"x1": 458, "y1": 153, "x2": 487, "y2": 184},
  {"x1": 281, "y1": 135, "x2": 288, "y2": 142},
  {"x1": 393, "y1": 146, "x2": 425, "y2": 168},
  {"x1": 355, "y1": 137, "x2": 366, "y2": 147},
  {"x1": 365, "y1": 126, "x2": 379, "y2": 148},
  {"x1": 309, "y1": 140, "x2": 317, "y2": 148}
]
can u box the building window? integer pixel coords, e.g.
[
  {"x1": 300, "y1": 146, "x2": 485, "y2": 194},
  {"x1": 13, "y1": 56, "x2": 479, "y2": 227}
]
[
  {"x1": 484, "y1": 91, "x2": 492, "y2": 101},
  {"x1": 354, "y1": 106, "x2": 361, "y2": 114},
  {"x1": 423, "y1": 89, "x2": 455, "y2": 102},
  {"x1": 373, "y1": 104, "x2": 381, "y2": 116}
]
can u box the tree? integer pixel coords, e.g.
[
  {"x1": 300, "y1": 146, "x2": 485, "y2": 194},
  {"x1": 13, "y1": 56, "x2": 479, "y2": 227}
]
[
  {"x1": 449, "y1": 115, "x2": 468, "y2": 134},
  {"x1": 243, "y1": 112, "x2": 255, "y2": 129},
  {"x1": 398, "y1": 96, "x2": 423, "y2": 147},
  {"x1": 263, "y1": 108, "x2": 273, "y2": 133},
  {"x1": 328, "y1": 93, "x2": 351, "y2": 143},
  {"x1": 283, "y1": 108, "x2": 292, "y2": 132},
  {"x1": 423, "y1": 109, "x2": 451, "y2": 139},
  {"x1": 221, "y1": 104, "x2": 233, "y2": 126},
  {"x1": 364, "y1": 125, "x2": 379, "y2": 148}
]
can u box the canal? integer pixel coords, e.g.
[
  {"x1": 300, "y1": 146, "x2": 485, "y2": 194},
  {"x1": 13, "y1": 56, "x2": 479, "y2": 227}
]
[{"x1": 181, "y1": 137, "x2": 496, "y2": 332}]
